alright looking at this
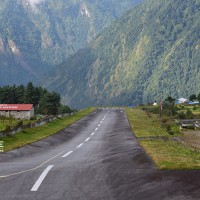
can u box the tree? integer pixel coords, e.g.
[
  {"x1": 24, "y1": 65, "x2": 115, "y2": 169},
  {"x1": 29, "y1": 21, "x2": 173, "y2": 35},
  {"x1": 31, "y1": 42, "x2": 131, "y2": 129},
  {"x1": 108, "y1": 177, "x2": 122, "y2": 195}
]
[
  {"x1": 24, "y1": 82, "x2": 34, "y2": 104},
  {"x1": 0, "y1": 83, "x2": 70, "y2": 115},
  {"x1": 164, "y1": 96, "x2": 176, "y2": 108},
  {"x1": 45, "y1": 92, "x2": 61, "y2": 115},
  {"x1": 38, "y1": 92, "x2": 61, "y2": 115},
  {"x1": 59, "y1": 105, "x2": 72, "y2": 114},
  {"x1": 189, "y1": 94, "x2": 197, "y2": 102},
  {"x1": 15, "y1": 85, "x2": 25, "y2": 103},
  {"x1": 198, "y1": 93, "x2": 200, "y2": 102},
  {"x1": 165, "y1": 96, "x2": 175, "y2": 103},
  {"x1": 164, "y1": 96, "x2": 176, "y2": 116}
]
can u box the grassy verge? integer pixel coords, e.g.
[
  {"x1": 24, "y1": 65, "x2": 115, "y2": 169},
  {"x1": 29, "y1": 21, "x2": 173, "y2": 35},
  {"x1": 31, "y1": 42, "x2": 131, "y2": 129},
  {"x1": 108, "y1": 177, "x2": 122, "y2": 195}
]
[
  {"x1": 125, "y1": 107, "x2": 200, "y2": 170},
  {"x1": 125, "y1": 108, "x2": 168, "y2": 137},
  {"x1": 1, "y1": 108, "x2": 95, "y2": 152}
]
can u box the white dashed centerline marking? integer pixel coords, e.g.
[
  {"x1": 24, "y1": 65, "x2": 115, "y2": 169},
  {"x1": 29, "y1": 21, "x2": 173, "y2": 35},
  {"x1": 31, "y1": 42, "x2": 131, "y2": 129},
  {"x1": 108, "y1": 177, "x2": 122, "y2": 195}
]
[
  {"x1": 98, "y1": 124, "x2": 101, "y2": 127},
  {"x1": 62, "y1": 151, "x2": 73, "y2": 158},
  {"x1": 85, "y1": 137, "x2": 90, "y2": 142},
  {"x1": 77, "y1": 143, "x2": 84, "y2": 148},
  {"x1": 31, "y1": 165, "x2": 54, "y2": 192},
  {"x1": 91, "y1": 132, "x2": 95, "y2": 136},
  {"x1": 95, "y1": 128, "x2": 98, "y2": 131}
]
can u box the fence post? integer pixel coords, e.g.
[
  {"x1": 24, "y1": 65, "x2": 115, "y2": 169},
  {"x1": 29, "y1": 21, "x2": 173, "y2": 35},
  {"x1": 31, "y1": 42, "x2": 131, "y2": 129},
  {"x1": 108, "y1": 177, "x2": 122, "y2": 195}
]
[{"x1": 0, "y1": 141, "x2": 4, "y2": 152}]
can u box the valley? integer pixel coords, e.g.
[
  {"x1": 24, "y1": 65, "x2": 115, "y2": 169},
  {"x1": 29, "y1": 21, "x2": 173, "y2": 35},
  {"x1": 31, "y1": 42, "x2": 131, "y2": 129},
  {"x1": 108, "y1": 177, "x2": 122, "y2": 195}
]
[
  {"x1": 0, "y1": 0, "x2": 141, "y2": 85},
  {"x1": 43, "y1": 0, "x2": 200, "y2": 108}
]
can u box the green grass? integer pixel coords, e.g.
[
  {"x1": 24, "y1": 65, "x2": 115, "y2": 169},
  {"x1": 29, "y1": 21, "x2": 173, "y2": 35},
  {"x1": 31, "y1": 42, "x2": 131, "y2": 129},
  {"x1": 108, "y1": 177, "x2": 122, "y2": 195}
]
[
  {"x1": 125, "y1": 107, "x2": 200, "y2": 170},
  {"x1": 0, "y1": 108, "x2": 95, "y2": 152},
  {"x1": 125, "y1": 108, "x2": 169, "y2": 137},
  {"x1": 176, "y1": 105, "x2": 200, "y2": 116},
  {"x1": 0, "y1": 119, "x2": 35, "y2": 131},
  {"x1": 140, "y1": 140, "x2": 200, "y2": 169},
  {"x1": 0, "y1": 120, "x2": 21, "y2": 131}
]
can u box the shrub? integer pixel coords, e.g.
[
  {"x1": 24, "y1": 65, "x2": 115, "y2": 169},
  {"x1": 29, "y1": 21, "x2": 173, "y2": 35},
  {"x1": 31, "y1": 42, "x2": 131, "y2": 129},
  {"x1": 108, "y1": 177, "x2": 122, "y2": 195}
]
[
  {"x1": 165, "y1": 124, "x2": 174, "y2": 135},
  {"x1": 193, "y1": 106, "x2": 197, "y2": 110},
  {"x1": 178, "y1": 112, "x2": 186, "y2": 119},
  {"x1": 30, "y1": 116, "x2": 37, "y2": 120},
  {"x1": 17, "y1": 121, "x2": 23, "y2": 127},
  {"x1": 186, "y1": 109, "x2": 194, "y2": 119},
  {"x1": 5, "y1": 125, "x2": 11, "y2": 133},
  {"x1": 161, "y1": 116, "x2": 170, "y2": 124}
]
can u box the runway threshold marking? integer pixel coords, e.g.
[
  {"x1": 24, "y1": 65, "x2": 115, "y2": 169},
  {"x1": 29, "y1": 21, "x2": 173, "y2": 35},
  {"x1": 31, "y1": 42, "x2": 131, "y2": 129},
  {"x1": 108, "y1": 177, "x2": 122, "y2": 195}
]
[
  {"x1": 62, "y1": 151, "x2": 73, "y2": 158},
  {"x1": 31, "y1": 165, "x2": 54, "y2": 192}
]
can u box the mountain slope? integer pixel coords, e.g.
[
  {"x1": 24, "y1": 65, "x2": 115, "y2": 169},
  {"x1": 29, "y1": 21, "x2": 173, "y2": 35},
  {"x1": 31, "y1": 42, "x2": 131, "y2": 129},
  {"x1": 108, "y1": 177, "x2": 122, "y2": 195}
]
[
  {"x1": 0, "y1": 0, "x2": 141, "y2": 85},
  {"x1": 43, "y1": 0, "x2": 200, "y2": 108}
]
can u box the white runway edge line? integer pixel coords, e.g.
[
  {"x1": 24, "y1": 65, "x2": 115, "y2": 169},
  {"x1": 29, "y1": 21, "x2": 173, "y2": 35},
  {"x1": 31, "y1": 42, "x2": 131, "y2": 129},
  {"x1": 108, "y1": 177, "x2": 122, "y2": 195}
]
[
  {"x1": 62, "y1": 151, "x2": 73, "y2": 158},
  {"x1": 31, "y1": 165, "x2": 54, "y2": 192},
  {"x1": 77, "y1": 143, "x2": 84, "y2": 148}
]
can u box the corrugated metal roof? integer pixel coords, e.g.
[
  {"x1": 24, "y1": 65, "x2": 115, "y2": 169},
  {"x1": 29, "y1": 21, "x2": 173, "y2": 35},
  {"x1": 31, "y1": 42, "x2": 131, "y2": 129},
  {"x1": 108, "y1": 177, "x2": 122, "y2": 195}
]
[{"x1": 0, "y1": 104, "x2": 33, "y2": 111}]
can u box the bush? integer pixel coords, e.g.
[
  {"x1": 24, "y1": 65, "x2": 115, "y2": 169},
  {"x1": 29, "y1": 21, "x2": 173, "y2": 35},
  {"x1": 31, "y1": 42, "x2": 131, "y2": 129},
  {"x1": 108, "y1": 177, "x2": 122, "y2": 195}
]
[
  {"x1": 165, "y1": 124, "x2": 174, "y2": 135},
  {"x1": 5, "y1": 125, "x2": 11, "y2": 133},
  {"x1": 161, "y1": 116, "x2": 170, "y2": 124},
  {"x1": 186, "y1": 109, "x2": 194, "y2": 119},
  {"x1": 193, "y1": 106, "x2": 198, "y2": 110},
  {"x1": 165, "y1": 123, "x2": 181, "y2": 135},
  {"x1": 17, "y1": 121, "x2": 23, "y2": 127},
  {"x1": 178, "y1": 111, "x2": 186, "y2": 119},
  {"x1": 30, "y1": 116, "x2": 37, "y2": 120}
]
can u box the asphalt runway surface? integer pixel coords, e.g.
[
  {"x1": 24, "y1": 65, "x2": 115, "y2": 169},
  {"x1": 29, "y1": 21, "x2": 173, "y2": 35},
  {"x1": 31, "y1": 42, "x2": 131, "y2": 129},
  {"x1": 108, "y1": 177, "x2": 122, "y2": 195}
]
[{"x1": 0, "y1": 108, "x2": 200, "y2": 200}]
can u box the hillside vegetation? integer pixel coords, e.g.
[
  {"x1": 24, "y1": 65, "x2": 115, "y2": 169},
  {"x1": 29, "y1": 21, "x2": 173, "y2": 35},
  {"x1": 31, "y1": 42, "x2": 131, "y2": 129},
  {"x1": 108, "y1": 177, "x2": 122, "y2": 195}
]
[
  {"x1": 43, "y1": 0, "x2": 200, "y2": 108},
  {"x1": 0, "y1": 0, "x2": 140, "y2": 85}
]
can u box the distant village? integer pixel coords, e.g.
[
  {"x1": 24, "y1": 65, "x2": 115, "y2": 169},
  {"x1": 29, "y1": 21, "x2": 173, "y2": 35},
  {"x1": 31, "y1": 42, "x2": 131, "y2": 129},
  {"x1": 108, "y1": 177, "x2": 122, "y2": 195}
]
[{"x1": 153, "y1": 96, "x2": 200, "y2": 106}]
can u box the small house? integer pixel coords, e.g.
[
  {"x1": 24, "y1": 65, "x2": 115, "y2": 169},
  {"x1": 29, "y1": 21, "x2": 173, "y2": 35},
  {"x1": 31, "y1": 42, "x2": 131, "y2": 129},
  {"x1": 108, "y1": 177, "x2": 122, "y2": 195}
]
[
  {"x1": 0, "y1": 104, "x2": 34, "y2": 120},
  {"x1": 178, "y1": 98, "x2": 188, "y2": 104},
  {"x1": 188, "y1": 101, "x2": 199, "y2": 105}
]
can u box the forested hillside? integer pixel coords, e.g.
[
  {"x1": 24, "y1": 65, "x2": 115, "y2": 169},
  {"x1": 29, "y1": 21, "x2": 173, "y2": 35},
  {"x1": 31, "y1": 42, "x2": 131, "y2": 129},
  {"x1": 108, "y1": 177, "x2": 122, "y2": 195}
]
[
  {"x1": 0, "y1": 0, "x2": 141, "y2": 85},
  {"x1": 43, "y1": 0, "x2": 200, "y2": 108}
]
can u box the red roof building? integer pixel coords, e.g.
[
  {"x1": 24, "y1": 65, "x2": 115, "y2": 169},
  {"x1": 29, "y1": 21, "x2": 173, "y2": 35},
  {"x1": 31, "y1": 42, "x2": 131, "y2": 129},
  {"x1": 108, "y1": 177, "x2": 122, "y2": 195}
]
[
  {"x1": 0, "y1": 104, "x2": 33, "y2": 111},
  {"x1": 0, "y1": 104, "x2": 34, "y2": 120}
]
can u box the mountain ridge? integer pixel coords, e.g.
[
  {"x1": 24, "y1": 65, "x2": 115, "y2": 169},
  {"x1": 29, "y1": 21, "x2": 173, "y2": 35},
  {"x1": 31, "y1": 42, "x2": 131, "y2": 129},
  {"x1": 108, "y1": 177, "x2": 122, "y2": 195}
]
[
  {"x1": 43, "y1": 0, "x2": 200, "y2": 108},
  {"x1": 0, "y1": 0, "x2": 141, "y2": 85}
]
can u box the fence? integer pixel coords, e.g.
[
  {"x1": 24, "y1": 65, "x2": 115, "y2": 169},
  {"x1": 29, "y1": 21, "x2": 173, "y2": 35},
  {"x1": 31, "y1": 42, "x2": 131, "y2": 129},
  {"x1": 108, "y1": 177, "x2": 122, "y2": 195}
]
[
  {"x1": 0, "y1": 113, "x2": 71, "y2": 137},
  {"x1": 173, "y1": 137, "x2": 200, "y2": 152}
]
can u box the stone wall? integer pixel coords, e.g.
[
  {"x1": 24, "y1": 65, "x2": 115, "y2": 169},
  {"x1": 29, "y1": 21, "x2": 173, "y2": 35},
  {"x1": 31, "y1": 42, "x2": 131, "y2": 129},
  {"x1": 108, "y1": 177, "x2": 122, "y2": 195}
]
[
  {"x1": 0, "y1": 108, "x2": 34, "y2": 120},
  {"x1": 0, "y1": 113, "x2": 70, "y2": 137}
]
